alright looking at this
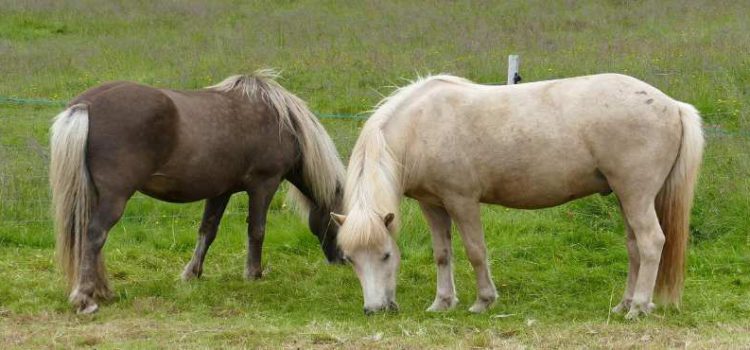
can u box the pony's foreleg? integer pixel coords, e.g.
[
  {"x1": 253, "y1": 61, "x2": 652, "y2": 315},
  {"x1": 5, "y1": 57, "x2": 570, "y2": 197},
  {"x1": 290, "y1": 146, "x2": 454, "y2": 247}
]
[
  {"x1": 419, "y1": 202, "x2": 458, "y2": 312},
  {"x1": 613, "y1": 219, "x2": 640, "y2": 313},
  {"x1": 446, "y1": 199, "x2": 497, "y2": 313},
  {"x1": 620, "y1": 199, "x2": 664, "y2": 319},
  {"x1": 70, "y1": 194, "x2": 127, "y2": 314},
  {"x1": 244, "y1": 177, "x2": 282, "y2": 280},
  {"x1": 182, "y1": 193, "x2": 232, "y2": 280}
]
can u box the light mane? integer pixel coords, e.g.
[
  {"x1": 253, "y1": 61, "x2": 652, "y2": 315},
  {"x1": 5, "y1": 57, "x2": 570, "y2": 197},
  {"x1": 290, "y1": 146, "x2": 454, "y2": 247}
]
[
  {"x1": 209, "y1": 69, "x2": 345, "y2": 210},
  {"x1": 208, "y1": 69, "x2": 294, "y2": 133},
  {"x1": 337, "y1": 74, "x2": 471, "y2": 252}
]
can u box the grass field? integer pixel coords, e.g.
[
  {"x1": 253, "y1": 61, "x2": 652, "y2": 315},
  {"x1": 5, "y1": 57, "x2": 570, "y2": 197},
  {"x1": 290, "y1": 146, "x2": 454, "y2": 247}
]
[{"x1": 1, "y1": 0, "x2": 749, "y2": 348}]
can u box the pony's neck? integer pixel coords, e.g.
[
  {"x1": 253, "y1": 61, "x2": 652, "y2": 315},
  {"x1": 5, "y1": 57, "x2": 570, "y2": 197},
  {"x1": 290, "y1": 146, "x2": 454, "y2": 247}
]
[
  {"x1": 343, "y1": 75, "x2": 466, "y2": 225},
  {"x1": 215, "y1": 70, "x2": 345, "y2": 211},
  {"x1": 286, "y1": 167, "x2": 342, "y2": 212}
]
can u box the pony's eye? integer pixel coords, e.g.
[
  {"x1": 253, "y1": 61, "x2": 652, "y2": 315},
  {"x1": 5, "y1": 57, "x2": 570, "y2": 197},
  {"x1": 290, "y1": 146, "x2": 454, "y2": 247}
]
[{"x1": 382, "y1": 252, "x2": 391, "y2": 262}]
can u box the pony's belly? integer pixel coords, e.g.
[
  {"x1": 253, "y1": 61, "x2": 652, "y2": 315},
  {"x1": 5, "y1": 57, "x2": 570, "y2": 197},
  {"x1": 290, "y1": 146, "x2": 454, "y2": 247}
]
[
  {"x1": 481, "y1": 190, "x2": 604, "y2": 209},
  {"x1": 140, "y1": 174, "x2": 234, "y2": 203},
  {"x1": 480, "y1": 174, "x2": 611, "y2": 209}
]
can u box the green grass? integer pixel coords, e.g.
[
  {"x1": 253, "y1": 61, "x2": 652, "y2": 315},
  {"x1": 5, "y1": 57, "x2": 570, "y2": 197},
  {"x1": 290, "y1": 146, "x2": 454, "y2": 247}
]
[{"x1": 1, "y1": 0, "x2": 749, "y2": 348}]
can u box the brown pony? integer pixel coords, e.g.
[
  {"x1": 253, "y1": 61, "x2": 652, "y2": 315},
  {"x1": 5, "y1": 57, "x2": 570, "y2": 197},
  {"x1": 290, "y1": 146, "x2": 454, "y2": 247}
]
[{"x1": 50, "y1": 70, "x2": 345, "y2": 313}]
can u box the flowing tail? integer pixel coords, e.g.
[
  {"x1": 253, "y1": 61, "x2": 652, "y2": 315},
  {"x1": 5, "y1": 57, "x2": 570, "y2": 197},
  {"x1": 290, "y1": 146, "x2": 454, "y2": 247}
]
[
  {"x1": 50, "y1": 104, "x2": 96, "y2": 291},
  {"x1": 654, "y1": 101, "x2": 705, "y2": 305}
]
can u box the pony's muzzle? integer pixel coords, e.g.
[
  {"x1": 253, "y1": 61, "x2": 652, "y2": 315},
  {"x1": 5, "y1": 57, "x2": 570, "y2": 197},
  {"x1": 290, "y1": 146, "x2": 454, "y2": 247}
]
[
  {"x1": 322, "y1": 242, "x2": 345, "y2": 264},
  {"x1": 324, "y1": 249, "x2": 345, "y2": 264}
]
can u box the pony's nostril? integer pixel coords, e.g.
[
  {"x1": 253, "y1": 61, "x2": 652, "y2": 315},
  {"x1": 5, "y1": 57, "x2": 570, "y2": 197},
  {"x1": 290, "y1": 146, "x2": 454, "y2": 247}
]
[{"x1": 364, "y1": 307, "x2": 375, "y2": 316}]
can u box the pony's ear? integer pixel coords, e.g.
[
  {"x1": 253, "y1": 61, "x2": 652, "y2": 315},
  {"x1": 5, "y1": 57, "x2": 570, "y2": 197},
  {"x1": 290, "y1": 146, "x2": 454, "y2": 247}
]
[
  {"x1": 383, "y1": 213, "x2": 395, "y2": 228},
  {"x1": 330, "y1": 212, "x2": 346, "y2": 227}
]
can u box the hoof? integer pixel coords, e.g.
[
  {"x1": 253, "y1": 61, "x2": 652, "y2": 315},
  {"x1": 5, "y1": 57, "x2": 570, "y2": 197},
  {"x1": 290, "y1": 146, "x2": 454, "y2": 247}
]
[
  {"x1": 625, "y1": 309, "x2": 639, "y2": 320},
  {"x1": 612, "y1": 299, "x2": 632, "y2": 314},
  {"x1": 426, "y1": 296, "x2": 458, "y2": 312},
  {"x1": 364, "y1": 301, "x2": 399, "y2": 315},
  {"x1": 70, "y1": 289, "x2": 99, "y2": 315},
  {"x1": 244, "y1": 270, "x2": 263, "y2": 280},
  {"x1": 468, "y1": 303, "x2": 488, "y2": 313},
  {"x1": 468, "y1": 295, "x2": 497, "y2": 313},
  {"x1": 181, "y1": 266, "x2": 202, "y2": 281},
  {"x1": 469, "y1": 290, "x2": 497, "y2": 314},
  {"x1": 625, "y1": 302, "x2": 656, "y2": 320},
  {"x1": 78, "y1": 302, "x2": 99, "y2": 315}
]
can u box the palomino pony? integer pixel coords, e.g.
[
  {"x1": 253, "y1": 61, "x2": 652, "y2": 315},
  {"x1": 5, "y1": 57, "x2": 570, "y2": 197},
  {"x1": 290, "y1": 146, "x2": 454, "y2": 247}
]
[
  {"x1": 50, "y1": 70, "x2": 345, "y2": 314},
  {"x1": 332, "y1": 73, "x2": 704, "y2": 319}
]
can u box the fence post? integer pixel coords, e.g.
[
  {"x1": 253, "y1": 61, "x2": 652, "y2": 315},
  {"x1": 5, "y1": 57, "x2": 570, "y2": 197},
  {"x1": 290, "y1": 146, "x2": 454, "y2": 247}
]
[{"x1": 507, "y1": 55, "x2": 521, "y2": 85}]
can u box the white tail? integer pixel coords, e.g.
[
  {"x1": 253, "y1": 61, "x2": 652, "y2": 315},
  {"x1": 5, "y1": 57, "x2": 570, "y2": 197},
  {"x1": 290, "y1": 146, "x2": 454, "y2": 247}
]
[
  {"x1": 50, "y1": 104, "x2": 95, "y2": 289},
  {"x1": 654, "y1": 101, "x2": 705, "y2": 305}
]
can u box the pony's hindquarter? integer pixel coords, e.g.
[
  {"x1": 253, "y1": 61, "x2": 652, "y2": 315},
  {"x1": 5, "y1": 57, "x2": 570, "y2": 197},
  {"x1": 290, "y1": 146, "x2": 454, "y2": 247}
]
[
  {"x1": 654, "y1": 101, "x2": 704, "y2": 305},
  {"x1": 50, "y1": 104, "x2": 106, "y2": 296}
]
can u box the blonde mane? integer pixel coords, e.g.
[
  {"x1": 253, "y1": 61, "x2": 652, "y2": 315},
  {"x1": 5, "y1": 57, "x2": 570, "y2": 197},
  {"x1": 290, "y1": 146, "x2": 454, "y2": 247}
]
[
  {"x1": 337, "y1": 74, "x2": 471, "y2": 252},
  {"x1": 209, "y1": 69, "x2": 345, "y2": 210}
]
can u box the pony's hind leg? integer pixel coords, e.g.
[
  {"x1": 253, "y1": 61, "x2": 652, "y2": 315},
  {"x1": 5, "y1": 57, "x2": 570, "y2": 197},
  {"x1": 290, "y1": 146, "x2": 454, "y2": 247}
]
[
  {"x1": 244, "y1": 177, "x2": 282, "y2": 280},
  {"x1": 69, "y1": 192, "x2": 128, "y2": 314},
  {"x1": 445, "y1": 199, "x2": 497, "y2": 313},
  {"x1": 182, "y1": 193, "x2": 232, "y2": 280},
  {"x1": 619, "y1": 196, "x2": 664, "y2": 319},
  {"x1": 613, "y1": 207, "x2": 640, "y2": 313},
  {"x1": 419, "y1": 202, "x2": 459, "y2": 312}
]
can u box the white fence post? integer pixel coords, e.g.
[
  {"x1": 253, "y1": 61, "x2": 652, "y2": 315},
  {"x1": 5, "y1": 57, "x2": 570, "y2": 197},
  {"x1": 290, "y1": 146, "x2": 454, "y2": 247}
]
[{"x1": 507, "y1": 55, "x2": 520, "y2": 85}]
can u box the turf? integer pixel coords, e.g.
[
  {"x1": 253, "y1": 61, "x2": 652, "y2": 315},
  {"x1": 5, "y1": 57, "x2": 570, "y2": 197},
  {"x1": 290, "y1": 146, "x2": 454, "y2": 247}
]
[{"x1": 1, "y1": 0, "x2": 749, "y2": 348}]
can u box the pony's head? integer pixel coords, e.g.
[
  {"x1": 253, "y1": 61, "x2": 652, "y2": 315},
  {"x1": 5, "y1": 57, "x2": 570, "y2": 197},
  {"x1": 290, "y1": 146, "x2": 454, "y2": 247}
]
[
  {"x1": 332, "y1": 209, "x2": 400, "y2": 314},
  {"x1": 308, "y1": 203, "x2": 344, "y2": 263},
  {"x1": 286, "y1": 185, "x2": 345, "y2": 264}
]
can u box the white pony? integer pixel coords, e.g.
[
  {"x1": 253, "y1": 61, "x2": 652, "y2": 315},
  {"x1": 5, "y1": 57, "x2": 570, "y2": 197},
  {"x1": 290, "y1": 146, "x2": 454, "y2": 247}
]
[{"x1": 331, "y1": 73, "x2": 703, "y2": 319}]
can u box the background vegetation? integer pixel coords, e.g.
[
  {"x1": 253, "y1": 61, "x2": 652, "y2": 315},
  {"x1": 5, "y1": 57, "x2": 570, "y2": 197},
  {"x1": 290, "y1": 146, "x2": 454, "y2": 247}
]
[{"x1": 1, "y1": 0, "x2": 748, "y2": 348}]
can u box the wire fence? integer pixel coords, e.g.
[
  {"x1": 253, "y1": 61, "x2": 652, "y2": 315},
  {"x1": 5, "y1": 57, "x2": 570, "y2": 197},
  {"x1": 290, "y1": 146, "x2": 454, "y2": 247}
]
[
  {"x1": 0, "y1": 98, "x2": 366, "y2": 241},
  {"x1": 0, "y1": 95, "x2": 369, "y2": 121},
  {"x1": 1, "y1": 95, "x2": 748, "y2": 244}
]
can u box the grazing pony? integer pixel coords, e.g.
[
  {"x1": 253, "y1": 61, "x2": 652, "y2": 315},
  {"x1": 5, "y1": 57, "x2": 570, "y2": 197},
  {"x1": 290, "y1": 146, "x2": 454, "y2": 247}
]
[
  {"x1": 332, "y1": 73, "x2": 703, "y2": 319},
  {"x1": 50, "y1": 70, "x2": 345, "y2": 314}
]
